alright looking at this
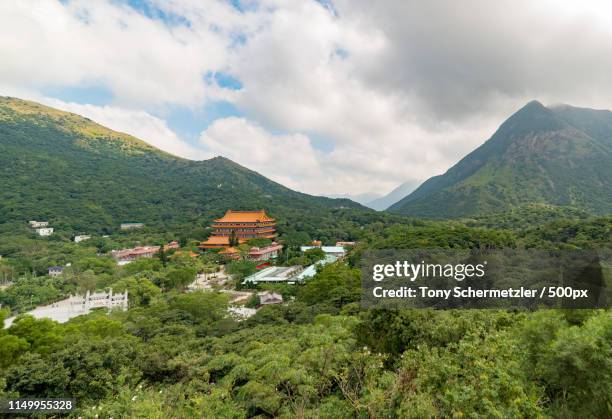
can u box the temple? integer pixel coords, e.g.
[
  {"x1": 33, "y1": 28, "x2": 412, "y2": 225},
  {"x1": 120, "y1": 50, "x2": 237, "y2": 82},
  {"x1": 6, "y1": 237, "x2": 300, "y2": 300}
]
[{"x1": 199, "y1": 210, "x2": 276, "y2": 249}]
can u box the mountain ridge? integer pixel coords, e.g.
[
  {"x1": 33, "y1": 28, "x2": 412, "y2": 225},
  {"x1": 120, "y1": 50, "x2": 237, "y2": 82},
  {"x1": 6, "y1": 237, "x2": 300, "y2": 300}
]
[
  {"x1": 388, "y1": 100, "x2": 612, "y2": 218},
  {"x1": 0, "y1": 96, "x2": 365, "y2": 236}
]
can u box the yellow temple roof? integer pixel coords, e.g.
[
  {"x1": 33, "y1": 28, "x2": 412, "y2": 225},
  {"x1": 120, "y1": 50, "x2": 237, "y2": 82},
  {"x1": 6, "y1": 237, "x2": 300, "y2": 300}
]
[{"x1": 214, "y1": 210, "x2": 275, "y2": 223}]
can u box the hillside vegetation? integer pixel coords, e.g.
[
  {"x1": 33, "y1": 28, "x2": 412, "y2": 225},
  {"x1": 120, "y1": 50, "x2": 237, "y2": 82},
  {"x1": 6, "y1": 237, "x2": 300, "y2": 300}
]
[{"x1": 0, "y1": 97, "x2": 363, "y2": 238}]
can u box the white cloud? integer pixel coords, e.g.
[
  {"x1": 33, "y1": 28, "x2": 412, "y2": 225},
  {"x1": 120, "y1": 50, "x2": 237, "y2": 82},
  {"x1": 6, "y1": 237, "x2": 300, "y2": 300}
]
[
  {"x1": 3, "y1": 0, "x2": 612, "y2": 196},
  {"x1": 0, "y1": 0, "x2": 236, "y2": 110},
  {"x1": 199, "y1": 117, "x2": 322, "y2": 192}
]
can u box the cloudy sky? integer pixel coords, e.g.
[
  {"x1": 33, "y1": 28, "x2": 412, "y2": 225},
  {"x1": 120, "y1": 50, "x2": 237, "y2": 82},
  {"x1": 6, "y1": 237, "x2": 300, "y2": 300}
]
[{"x1": 2, "y1": 0, "x2": 612, "y2": 200}]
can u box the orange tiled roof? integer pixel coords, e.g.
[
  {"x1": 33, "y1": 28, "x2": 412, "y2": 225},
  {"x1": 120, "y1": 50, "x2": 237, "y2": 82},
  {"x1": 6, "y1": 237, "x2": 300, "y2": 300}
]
[
  {"x1": 200, "y1": 236, "x2": 230, "y2": 245},
  {"x1": 172, "y1": 250, "x2": 200, "y2": 259},
  {"x1": 219, "y1": 246, "x2": 239, "y2": 254},
  {"x1": 214, "y1": 210, "x2": 275, "y2": 223}
]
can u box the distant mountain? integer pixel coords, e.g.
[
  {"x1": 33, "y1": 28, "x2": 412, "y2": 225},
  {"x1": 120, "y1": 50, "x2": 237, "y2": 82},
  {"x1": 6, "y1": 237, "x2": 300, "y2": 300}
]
[
  {"x1": 0, "y1": 97, "x2": 364, "y2": 236},
  {"x1": 325, "y1": 192, "x2": 382, "y2": 207},
  {"x1": 388, "y1": 100, "x2": 612, "y2": 218},
  {"x1": 367, "y1": 181, "x2": 418, "y2": 211}
]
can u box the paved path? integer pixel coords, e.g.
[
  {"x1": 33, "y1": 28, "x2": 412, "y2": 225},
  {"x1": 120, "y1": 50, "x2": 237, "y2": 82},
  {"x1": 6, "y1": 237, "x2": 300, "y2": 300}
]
[{"x1": 3, "y1": 297, "x2": 89, "y2": 329}]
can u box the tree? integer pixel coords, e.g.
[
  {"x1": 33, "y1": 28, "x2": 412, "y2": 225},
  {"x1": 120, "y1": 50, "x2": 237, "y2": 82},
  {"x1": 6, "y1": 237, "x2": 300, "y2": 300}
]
[
  {"x1": 111, "y1": 277, "x2": 161, "y2": 307},
  {"x1": 226, "y1": 260, "x2": 257, "y2": 281},
  {"x1": 0, "y1": 308, "x2": 30, "y2": 369},
  {"x1": 246, "y1": 238, "x2": 272, "y2": 248},
  {"x1": 303, "y1": 247, "x2": 325, "y2": 264},
  {"x1": 168, "y1": 291, "x2": 229, "y2": 325},
  {"x1": 298, "y1": 263, "x2": 360, "y2": 307},
  {"x1": 0, "y1": 334, "x2": 29, "y2": 369},
  {"x1": 156, "y1": 267, "x2": 196, "y2": 291},
  {"x1": 157, "y1": 244, "x2": 168, "y2": 267},
  {"x1": 229, "y1": 230, "x2": 239, "y2": 247}
]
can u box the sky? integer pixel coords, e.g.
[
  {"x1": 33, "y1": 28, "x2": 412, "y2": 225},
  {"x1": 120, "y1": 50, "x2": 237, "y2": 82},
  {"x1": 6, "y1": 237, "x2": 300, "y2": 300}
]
[{"x1": 2, "y1": 0, "x2": 612, "y2": 200}]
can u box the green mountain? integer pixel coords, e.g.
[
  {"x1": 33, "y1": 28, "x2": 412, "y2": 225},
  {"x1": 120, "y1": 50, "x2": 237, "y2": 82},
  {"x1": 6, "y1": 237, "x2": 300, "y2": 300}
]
[
  {"x1": 388, "y1": 101, "x2": 612, "y2": 218},
  {"x1": 0, "y1": 96, "x2": 363, "y2": 236}
]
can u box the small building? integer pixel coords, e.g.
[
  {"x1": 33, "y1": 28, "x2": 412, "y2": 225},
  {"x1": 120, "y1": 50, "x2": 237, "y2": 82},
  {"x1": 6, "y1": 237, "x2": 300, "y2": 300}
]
[
  {"x1": 199, "y1": 235, "x2": 231, "y2": 249},
  {"x1": 248, "y1": 242, "x2": 283, "y2": 261},
  {"x1": 111, "y1": 240, "x2": 179, "y2": 265},
  {"x1": 336, "y1": 241, "x2": 356, "y2": 247},
  {"x1": 120, "y1": 222, "x2": 144, "y2": 230},
  {"x1": 48, "y1": 266, "x2": 63, "y2": 277},
  {"x1": 219, "y1": 246, "x2": 240, "y2": 260},
  {"x1": 300, "y1": 245, "x2": 346, "y2": 258},
  {"x1": 165, "y1": 241, "x2": 180, "y2": 250},
  {"x1": 311, "y1": 240, "x2": 322, "y2": 246},
  {"x1": 111, "y1": 246, "x2": 159, "y2": 263},
  {"x1": 111, "y1": 241, "x2": 178, "y2": 264},
  {"x1": 258, "y1": 291, "x2": 283, "y2": 305},
  {"x1": 242, "y1": 266, "x2": 303, "y2": 285},
  {"x1": 74, "y1": 235, "x2": 91, "y2": 243},
  {"x1": 36, "y1": 227, "x2": 54, "y2": 236},
  {"x1": 29, "y1": 221, "x2": 49, "y2": 228}
]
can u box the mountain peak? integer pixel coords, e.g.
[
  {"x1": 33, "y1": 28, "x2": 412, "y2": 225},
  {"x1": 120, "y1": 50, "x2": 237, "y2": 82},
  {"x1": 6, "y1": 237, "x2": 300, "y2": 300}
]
[
  {"x1": 501, "y1": 100, "x2": 548, "y2": 122},
  {"x1": 494, "y1": 99, "x2": 567, "y2": 142},
  {"x1": 388, "y1": 100, "x2": 612, "y2": 218},
  {"x1": 523, "y1": 99, "x2": 546, "y2": 110}
]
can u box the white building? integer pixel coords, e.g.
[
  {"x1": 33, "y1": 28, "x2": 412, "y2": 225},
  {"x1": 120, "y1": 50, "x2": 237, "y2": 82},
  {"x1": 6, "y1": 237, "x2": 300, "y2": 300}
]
[
  {"x1": 29, "y1": 221, "x2": 49, "y2": 228},
  {"x1": 74, "y1": 235, "x2": 91, "y2": 243},
  {"x1": 120, "y1": 222, "x2": 144, "y2": 230},
  {"x1": 48, "y1": 266, "x2": 63, "y2": 277},
  {"x1": 242, "y1": 266, "x2": 303, "y2": 285},
  {"x1": 36, "y1": 227, "x2": 54, "y2": 236},
  {"x1": 300, "y1": 245, "x2": 346, "y2": 258}
]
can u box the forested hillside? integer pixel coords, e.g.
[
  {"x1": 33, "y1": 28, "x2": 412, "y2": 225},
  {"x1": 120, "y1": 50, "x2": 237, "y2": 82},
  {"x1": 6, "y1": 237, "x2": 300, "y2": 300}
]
[
  {"x1": 1, "y1": 207, "x2": 610, "y2": 417},
  {"x1": 0, "y1": 97, "x2": 363, "y2": 238}
]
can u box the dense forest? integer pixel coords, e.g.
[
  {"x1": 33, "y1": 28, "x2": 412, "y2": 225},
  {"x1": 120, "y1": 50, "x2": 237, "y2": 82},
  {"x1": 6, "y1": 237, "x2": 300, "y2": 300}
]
[{"x1": 1, "y1": 204, "x2": 610, "y2": 417}]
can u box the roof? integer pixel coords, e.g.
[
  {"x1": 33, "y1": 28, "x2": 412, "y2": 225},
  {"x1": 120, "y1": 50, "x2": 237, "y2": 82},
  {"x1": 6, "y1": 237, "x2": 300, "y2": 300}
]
[
  {"x1": 200, "y1": 236, "x2": 230, "y2": 245},
  {"x1": 300, "y1": 246, "x2": 346, "y2": 254},
  {"x1": 295, "y1": 255, "x2": 338, "y2": 281},
  {"x1": 214, "y1": 210, "x2": 275, "y2": 223},
  {"x1": 259, "y1": 291, "x2": 283, "y2": 304},
  {"x1": 129, "y1": 246, "x2": 159, "y2": 255},
  {"x1": 242, "y1": 266, "x2": 302, "y2": 283},
  {"x1": 249, "y1": 243, "x2": 282, "y2": 255},
  {"x1": 219, "y1": 246, "x2": 239, "y2": 254},
  {"x1": 111, "y1": 245, "x2": 159, "y2": 259}
]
